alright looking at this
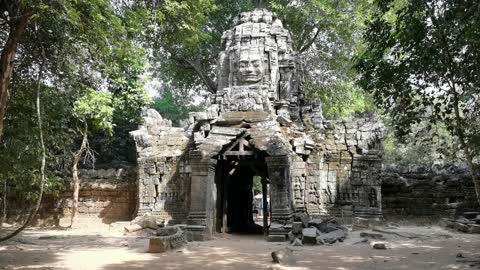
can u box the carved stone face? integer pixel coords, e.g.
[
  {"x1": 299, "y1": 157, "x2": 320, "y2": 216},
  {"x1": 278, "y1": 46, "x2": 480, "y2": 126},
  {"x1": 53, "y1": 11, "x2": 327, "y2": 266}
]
[{"x1": 237, "y1": 49, "x2": 264, "y2": 85}]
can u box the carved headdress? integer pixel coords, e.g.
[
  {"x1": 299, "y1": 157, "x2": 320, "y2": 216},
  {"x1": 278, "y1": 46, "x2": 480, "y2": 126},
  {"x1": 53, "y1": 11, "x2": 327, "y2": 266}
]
[{"x1": 215, "y1": 9, "x2": 303, "y2": 116}]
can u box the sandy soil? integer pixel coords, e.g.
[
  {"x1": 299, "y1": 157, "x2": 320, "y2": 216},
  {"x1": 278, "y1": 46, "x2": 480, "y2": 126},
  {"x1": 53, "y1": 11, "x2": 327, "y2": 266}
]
[{"x1": 0, "y1": 223, "x2": 479, "y2": 270}]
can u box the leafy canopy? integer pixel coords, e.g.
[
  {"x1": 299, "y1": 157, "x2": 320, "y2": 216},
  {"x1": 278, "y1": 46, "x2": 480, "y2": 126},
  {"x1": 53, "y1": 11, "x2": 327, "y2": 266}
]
[
  {"x1": 133, "y1": 0, "x2": 370, "y2": 95},
  {"x1": 354, "y1": 0, "x2": 480, "y2": 159},
  {"x1": 73, "y1": 89, "x2": 114, "y2": 135},
  {"x1": 151, "y1": 90, "x2": 204, "y2": 126},
  {"x1": 0, "y1": 0, "x2": 152, "y2": 197}
]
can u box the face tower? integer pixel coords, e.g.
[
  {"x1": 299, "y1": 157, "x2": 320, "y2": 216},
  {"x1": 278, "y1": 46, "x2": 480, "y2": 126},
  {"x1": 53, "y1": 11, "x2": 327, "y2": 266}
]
[
  {"x1": 214, "y1": 9, "x2": 304, "y2": 124},
  {"x1": 131, "y1": 9, "x2": 385, "y2": 243}
]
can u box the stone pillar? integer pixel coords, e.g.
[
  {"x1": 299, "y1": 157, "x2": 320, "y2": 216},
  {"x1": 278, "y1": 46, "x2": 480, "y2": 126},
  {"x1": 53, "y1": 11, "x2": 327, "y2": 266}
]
[
  {"x1": 266, "y1": 155, "x2": 293, "y2": 241},
  {"x1": 186, "y1": 152, "x2": 217, "y2": 241}
]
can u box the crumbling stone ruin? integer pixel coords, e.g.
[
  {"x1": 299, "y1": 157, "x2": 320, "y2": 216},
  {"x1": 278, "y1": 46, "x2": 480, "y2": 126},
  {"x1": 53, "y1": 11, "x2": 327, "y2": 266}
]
[
  {"x1": 6, "y1": 168, "x2": 136, "y2": 226},
  {"x1": 381, "y1": 165, "x2": 480, "y2": 234},
  {"x1": 131, "y1": 9, "x2": 384, "y2": 241},
  {"x1": 381, "y1": 165, "x2": 479, "y2": 217},
  {"x1": 149, "y1": 225, "x2": 187, "y2": 253},
  {"x1": 446, "y1": 212, "x2": 480, "y2": 234}
]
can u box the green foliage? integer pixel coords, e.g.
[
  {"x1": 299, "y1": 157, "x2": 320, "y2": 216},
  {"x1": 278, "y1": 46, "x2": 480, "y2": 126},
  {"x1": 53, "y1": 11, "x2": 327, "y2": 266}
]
[
  {"x1": 252, "y1": 176, "x2": 262, "y2": 195},
  {"x1": 0, "y1": 0, "x2": 152, "y2": 198},
  {"x1": 106, "y1": 43, "x2": 152, "y2": 127},
  {"x1": 383, "y1": 120, "x2": 459, "y2": 166},
  {"x1": 131, "y1": 0, "x2": 369, "y2": 97},
  {"x1": 127, "y1": 0, "x2": 219, "y2": 93},
  {"x1": 355, "y1": 0, "x2": 480, "y2": 162},
  {"x1": 151, "y1": 90, "x2": 204, "y2": 126},
  {"x1": 0, "y1": 83, "x2": 73, "y2": 197},
  {"x1": 305, "y1": 80, "x2": 375, "y2": 119},
  {"x1": 73, "y1": 89, "x2": 114, "y2": 135}
]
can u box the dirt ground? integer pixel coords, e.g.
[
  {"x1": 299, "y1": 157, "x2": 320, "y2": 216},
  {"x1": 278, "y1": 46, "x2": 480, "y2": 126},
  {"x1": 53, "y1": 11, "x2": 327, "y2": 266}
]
[{"x1": 0, "y1": 222, "x2": 479, "y2": 270}]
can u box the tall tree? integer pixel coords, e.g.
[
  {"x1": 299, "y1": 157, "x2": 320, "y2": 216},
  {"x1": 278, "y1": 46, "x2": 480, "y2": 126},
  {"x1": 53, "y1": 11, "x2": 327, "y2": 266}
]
[
  {"x1": 70, "y1": 89, "x2": 113, "y2": 226},
  {"x1": 0, "y1": 1, "x2": 33, "y2": 142},
  {"x1": 355, "y1": 0, "x2": 480, "y2": 204},
  {"x1": 0, "y1": 42, "x2": 46, "y2": 242},
  {"x1": 151, "y1": 89, "x2": 204, "y2": 126},
  {"x1": 0, "y1": 0, "x2": 151, "y2": 235},
  {"x1": 127, "y1": 0, "x2": 365, "y2": 98}
]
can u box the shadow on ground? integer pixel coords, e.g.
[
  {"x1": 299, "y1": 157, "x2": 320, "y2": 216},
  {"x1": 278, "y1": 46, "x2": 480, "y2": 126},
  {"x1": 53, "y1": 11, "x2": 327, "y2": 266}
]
[{"x1": 0, "y1": 226, "x2": 479, "y2": 270}]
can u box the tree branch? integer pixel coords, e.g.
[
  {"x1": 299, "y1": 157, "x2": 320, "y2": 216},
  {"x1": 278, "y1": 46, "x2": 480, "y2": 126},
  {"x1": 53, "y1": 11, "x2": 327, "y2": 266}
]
[
  {"x1": 70, "y1": 121, "x2": 88, "y2": 227},
  {"x1": 0, "y1": 42, "x2": 46, "y2": 242},
  {"x1": 299, "y1": 22, "x2": 322, "y2": 53},
  {"x1": 437, "y1": 12, "x2": 480, "y2": 206},
  {"x1": 0, "y1": 7, "x2": 33, "y2": 143},
  {"x1": 170, "y1": 52, "x2": 217, "y2": 94}
]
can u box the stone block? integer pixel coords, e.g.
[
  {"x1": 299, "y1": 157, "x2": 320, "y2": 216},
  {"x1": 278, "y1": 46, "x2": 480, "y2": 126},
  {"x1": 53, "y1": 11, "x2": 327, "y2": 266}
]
[
  {"x1": 287, "y1": 231, "x2": 295, "y2": 242},
  {"x1": 468, "y1": 224, "x2": 480, "y2": 234},
  {"x1": 148, "y1": 237, "x2": 167, "y2": 253},
  {"x1": 302, "y1": 228, "x2": 317, "y2": 244},
  {"x1": 325, "y1": 224, "x2": 348, "y2": 234},
  {"x1": 267, "y1": 235, "x2": 287, "y2": 242},
  {"x1": 372, "y1": 242, "x2": 386, "y2": 249},
  {"x1": 307, "y1": 218, "x2": 324, "y2": 231},
  {"x1": 455, "y1": 216, "x2": 474, "y2": 224},
  {"x1": 293, "y1": 212, "x2": 309, "y2": 227},
  {"x1": 291, "y1": 238, "x2": 303, "y2": 246},
  {"x1": 360, "y1": 232, "x2": 384, "y2": 239},
  {"x1": 317, "y1": 229, "x2": 346, "y2": 244},
  {"x1": 352, "y1": 217, "x2": 369, "y2": 231},
  {"x1": 271, "y1": 247, "x2": 295, "y2": 264},
  {"x1": 462, "y1": 212, "x2": 479, "y2": 219},
  {"x1": 292, "y1": 222, "x2": 303, "y2": 234},
  {"x1": 454, "y1": 222, "x2": 469, "y2": 232}
]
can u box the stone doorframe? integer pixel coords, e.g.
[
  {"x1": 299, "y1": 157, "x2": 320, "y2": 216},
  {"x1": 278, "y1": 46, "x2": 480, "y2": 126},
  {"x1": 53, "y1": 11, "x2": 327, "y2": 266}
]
[{"x1": 185, "y1": 149, "x2": 294, "y2": 241}]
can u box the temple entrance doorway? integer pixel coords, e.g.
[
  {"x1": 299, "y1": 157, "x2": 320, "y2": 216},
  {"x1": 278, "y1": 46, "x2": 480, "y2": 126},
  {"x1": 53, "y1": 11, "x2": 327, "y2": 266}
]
[{"x1": 214, "y1": 137, "x2": 270, "y2": 235}]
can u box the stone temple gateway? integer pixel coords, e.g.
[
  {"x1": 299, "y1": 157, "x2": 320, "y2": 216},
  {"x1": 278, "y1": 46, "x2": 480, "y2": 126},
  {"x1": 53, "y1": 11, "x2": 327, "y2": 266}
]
[{"x1": 131, "y1": 9, "x2": 384, "y2": 241}]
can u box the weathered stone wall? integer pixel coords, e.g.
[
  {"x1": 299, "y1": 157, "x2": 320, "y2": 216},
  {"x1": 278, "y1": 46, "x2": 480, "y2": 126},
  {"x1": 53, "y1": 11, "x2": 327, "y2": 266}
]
[
  {"x1": 302, "y1": 104, "x2": 384, "y2": 218},
  {"x1": 60, "y1": 168, "x2": 136, "y2": 223},
  {"x1": 130, "y1": 109, "x2": 192, "y2": 224},
  {"x1": 381, "y1": 165, "x2": 479, "y2": 217},
  {"x1": 7, "y1": 168, "x2": 136, "y2": 226}
]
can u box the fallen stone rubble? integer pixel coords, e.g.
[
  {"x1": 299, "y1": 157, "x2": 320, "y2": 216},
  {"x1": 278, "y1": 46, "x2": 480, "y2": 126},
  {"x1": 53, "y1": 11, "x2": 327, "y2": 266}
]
[
  {"x1": 124, "y1": 214, "x2": 187, "y2": 253},
  {"x1": 445, "y1": 211, "x2": 480, "y2": 234},
  {"x1": 271, "y1": 247, "x2": 296, "y2": 265},
  {"x1": 287, "y1": 214, "x2": 348, "y2": 245},
  {"x1": 149, "y1": 225, "x2": 187, "y2": 253},
  {"x1": 124, "y1": 213, "x2": 163, "y2": 233}
]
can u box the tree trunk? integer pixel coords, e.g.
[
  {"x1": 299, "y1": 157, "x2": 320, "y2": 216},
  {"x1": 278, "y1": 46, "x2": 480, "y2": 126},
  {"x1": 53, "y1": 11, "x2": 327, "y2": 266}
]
[
  {"x1": 71, "y1": 123, "x2": 88, "y2": 227},
  {"x1": 0, "y1": 179, "x2": 6, "y2": 227},
  {"x1": 184, "y1": 58, "x2": 217, "y2": 94},
  {"x1": 456, "y1": 121, "x2": 480, "y2": 206},
  {"x1": 0, "y1": 10, "x2": 33, "y2": 143},
  {"x1": 0, "y1": 46, "x2": 46, "y2": 242},
  {"x1": 465, "y1": 151, "x2": 480, "y2": 207},
  {"x1": 169, "y1": 50, "x2": 217, "y2": 94},
  {"x1": 451, "y1": 84, "x2": 480, "y2": 207}
]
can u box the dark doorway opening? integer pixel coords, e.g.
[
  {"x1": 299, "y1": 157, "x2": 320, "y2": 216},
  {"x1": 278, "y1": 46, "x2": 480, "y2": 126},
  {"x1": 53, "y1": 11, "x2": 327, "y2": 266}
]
[{"x1": 215, "y1": 157, "x2": 270, "y2": 235}]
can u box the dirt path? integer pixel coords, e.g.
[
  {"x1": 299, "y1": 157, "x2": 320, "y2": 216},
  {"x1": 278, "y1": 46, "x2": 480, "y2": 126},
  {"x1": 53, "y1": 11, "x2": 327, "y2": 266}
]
[{"x1": 0, "y1": 225, "x2": 479, "y2": 270}]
